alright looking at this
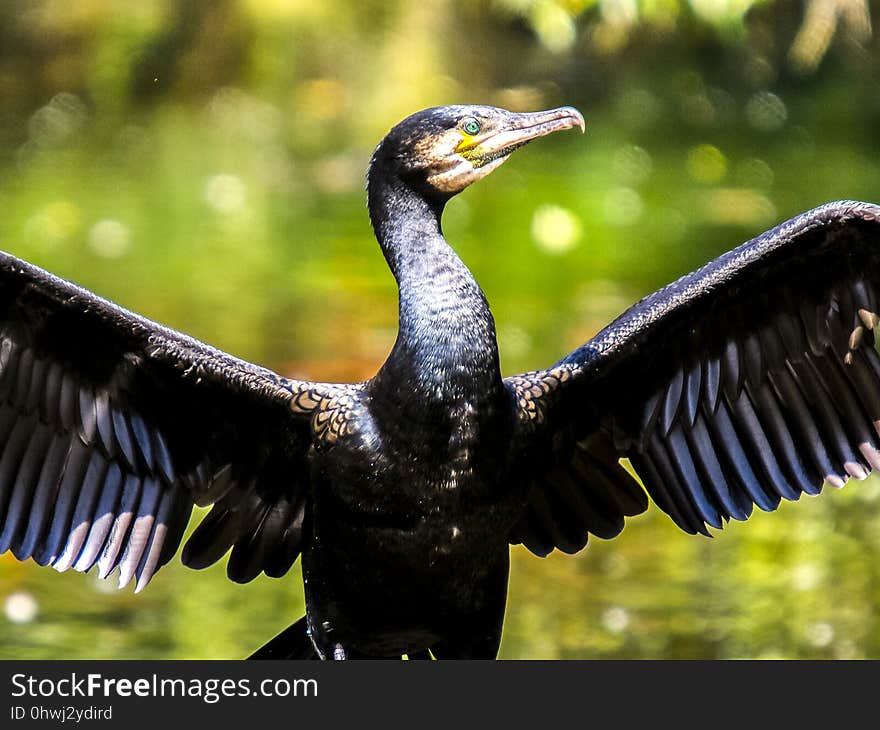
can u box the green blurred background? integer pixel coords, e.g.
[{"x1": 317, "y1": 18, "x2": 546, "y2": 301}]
[{"x1": 1, "y1": 0, "x2": 880, "y2": 659}]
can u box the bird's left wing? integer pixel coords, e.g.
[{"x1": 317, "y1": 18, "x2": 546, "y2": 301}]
[
  {"x1": 507, "y1": 200, "x2": 880, "y2": 557},
  {"x1": 0, "y1": 250, "x2": 356, "y2": 591}
]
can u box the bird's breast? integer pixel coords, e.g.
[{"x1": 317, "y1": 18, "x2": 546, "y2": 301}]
[{"x1": 312, "y1": 384, "x2": 516, "y2": 523}]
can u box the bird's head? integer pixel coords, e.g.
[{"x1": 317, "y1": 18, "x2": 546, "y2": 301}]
[{"x1": 369, "y1": 104, "x2": 585, "y2": 203}]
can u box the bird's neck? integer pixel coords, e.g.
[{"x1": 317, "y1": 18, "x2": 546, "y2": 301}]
[{"x1": 367, "y1": 172, "x2": 502, "y2": 408}]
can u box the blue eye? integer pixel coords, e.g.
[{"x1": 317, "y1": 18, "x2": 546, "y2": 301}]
[{"x1": 462, "y1": 118, "x2": 481, "y2": 135}]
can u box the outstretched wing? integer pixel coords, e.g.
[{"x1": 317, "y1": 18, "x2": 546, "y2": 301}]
[
  {"x1": 507, "y1": 200, "x2": 880, "y2": 557},
  {"x1": 0, "y1": 250, "x2": 352, "y2": 591}
]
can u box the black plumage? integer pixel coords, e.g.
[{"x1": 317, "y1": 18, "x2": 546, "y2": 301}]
[{"x1": 0, "y1": 103, "x2": 879, "y2": 659}]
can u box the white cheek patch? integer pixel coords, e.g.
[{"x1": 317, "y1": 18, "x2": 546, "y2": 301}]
[
  {"x1": 427, "y1": 155, "x2": 510, "y2": 194},
  {"x1": 427, "y1": 158, "x2": 479, "y2": 194}
]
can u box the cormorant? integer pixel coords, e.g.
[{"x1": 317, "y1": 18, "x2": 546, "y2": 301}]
[{"x1": 0, "y1": 104, "x2": 879, "y2": 659}]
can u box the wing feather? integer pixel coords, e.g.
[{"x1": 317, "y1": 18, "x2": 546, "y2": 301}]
[
  {"x1": 508, "y1": 200, "x2": 880, "y2": 554},
  {"x1": 0, "y1": 248, "x2": 357, "y2": 590}
]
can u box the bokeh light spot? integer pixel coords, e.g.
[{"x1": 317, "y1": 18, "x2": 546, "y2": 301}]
[
  {"x1": 735, "y1": 157, "x2": 774, "y2": 188},
  {"x1": 806, "y1": 622, "x2": 834, "y2": 648},
  {"x1": 27, "y1": 92, "x2": 87, "y2": 147},
  {"x1": 531, "y1": 1, "x2": 577, "y2": 52},
  {"x1": 24, "y1": 201, "x2": 82, "y2": 249},
  {"x1": 686, "y1": 144, "x2": 728, "y2": 183},
  {"x1": 745, "y1": 91, "x2": 788, "y2": 132},
  {"x1": 531, "y1": 204, "x2": 582, "y2": 253},
  {"x1": 602, "y1": 606, "x2": 630, "y2": 634},
  {"x1": 697, "y1": 188, "x2": 776, "y2": 226},
  {"x1": 88, "y1": 219, "x2": 132, "y2": 259},
  {"x1": 602, "y1": 187, "x2": 644, "y2": 226},
  {"x1": 204, "y1": 174, "x2": 246, "y2": 214},
  {"x1": 4, "y1": 591, "x2": 38, "y2": 624},
  {"x1": 612, "y1": 145, "x2": 653, "y2": 186},
  {"x1": 790, "y1": 562, "x2": 820, "y2": 592}
]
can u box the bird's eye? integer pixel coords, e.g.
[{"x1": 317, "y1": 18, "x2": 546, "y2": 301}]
[{"x1": 461, "y1": 118, "x2": 481, "y2": 135}]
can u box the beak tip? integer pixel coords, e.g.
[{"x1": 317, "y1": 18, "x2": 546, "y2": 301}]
[{"x1": 566, "y1": 107, "x2": 586, "y2": 134}]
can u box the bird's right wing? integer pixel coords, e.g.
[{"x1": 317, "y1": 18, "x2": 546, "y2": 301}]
[
  {"x1": 507, "y1": 200, "x2": 880, "y2": 556},
  {"x1": 0, "y1": 250, "x2": 358, "y2": 592}
]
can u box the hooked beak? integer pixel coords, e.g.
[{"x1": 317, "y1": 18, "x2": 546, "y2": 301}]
[{"x1": 457, "y1": 106, "x2": 585, "y2": 163}]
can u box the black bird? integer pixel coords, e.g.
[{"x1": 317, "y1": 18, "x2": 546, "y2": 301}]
[{"x1": 1, "y1": 104, "x2": 879, "y2": 659}]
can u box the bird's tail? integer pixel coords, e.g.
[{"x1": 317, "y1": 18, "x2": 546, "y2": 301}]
[{"x1": 247, "y1": 616, "x2": 319, "y2": 660}]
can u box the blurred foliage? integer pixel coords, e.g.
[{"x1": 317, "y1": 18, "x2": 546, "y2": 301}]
[{"x1": 0, "y1": 0, "x2": 879, "y2": 659}]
